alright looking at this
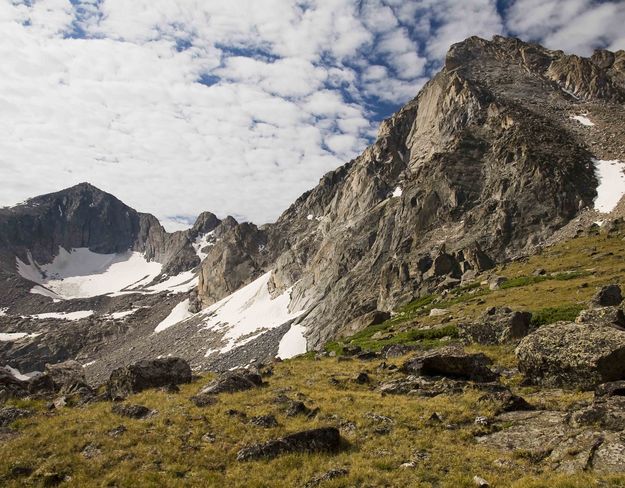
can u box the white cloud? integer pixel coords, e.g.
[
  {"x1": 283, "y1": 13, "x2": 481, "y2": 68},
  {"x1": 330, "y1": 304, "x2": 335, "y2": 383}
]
[{"x1": 1, "y1": 0, "x2": 624, "y2": 231}]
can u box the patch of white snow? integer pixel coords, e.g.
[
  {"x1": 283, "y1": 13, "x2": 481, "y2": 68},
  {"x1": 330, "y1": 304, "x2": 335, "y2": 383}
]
[
  {"x1": 192, "y1": 231, "x2": 215, "y2": 261},
  {"x1": 30, "y1": 310, "x2": 94, "y2": 321},
  {"x1": 4, "y1": 365, "x2": 40, "y2": 381},
  {"x1": 392, "y1": 186, "x2": 403, "y2": 198},
  {"x1": 154, "y1": 299, "x2": 193, "y2": 333},
  {"x1": 307, "y1": 214, "x2": 314, "y2": 220},
  {"x1": 17, "y1": 247, "x2": 163, "y2": 299},
  {"x1": 199, "y1": 272, "x2": 306, "y2": 355},
  {"x1": 105, "y1": 309, "x2": 139, "y2": 320},
  {"x1": 594, "y1": 159, "x2": 625, "y2": 213},
  {"x1": 570, "y1": 115, "x2": 595, "y2": 126},
  {"x1": 277, "y1": 323, "x2": 307, "y2": 359}
]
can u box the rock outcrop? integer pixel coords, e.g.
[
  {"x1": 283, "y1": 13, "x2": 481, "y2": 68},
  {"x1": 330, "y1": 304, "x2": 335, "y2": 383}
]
[
  {"x1": 236, "y1": 427, "x2": 341, "y2": 461},
  {"x1": 516, "y1": 322, "x2": 625, "y2": 389},
  {"x1": 107, "y1": 358, "x2": 192, "y2": 400},
  {"x1": 460, "y1": 307, "x2": 532, "y2": 344},
  {"x1": 401, "y1": 346, "x2": 498, "y2": 383}
]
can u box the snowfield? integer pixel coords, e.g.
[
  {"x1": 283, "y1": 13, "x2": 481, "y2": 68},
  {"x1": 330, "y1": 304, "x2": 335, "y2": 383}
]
[
  {"x1": 392, "y1": 186, "x2": 403, "y2": 198},
  {"x1": 17, "y1": 247, "x2": 162, "y2": 299},
  {"x1": 594, "y1": 159, "x2": 625, "y2": 213},
  {"x1": 16, "y1": 246, "x2": 200, "y2": 299},
  {"x1": 0, "y1": 332, "x2": 40, "y2": 341},
  {"x1": 154, "y1": 299, "x2": 193, "y2": 333},
  {"x1": 277, "y1": 323, "x2": 308, "y2": 359},
  {"x1": 198, "y1": 272, "x2": 307, "y2": 358},
  {"x1": 30, "y1": 310, "x2": 94, "y2": 321}
]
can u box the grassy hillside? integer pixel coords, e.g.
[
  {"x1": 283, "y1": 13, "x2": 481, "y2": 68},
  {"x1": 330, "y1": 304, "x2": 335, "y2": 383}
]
[{"x1": 2, "y1": 228, "x2": 625, "y2": 487}]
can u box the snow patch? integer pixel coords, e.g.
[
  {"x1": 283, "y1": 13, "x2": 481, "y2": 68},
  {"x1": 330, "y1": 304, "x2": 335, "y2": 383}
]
[
  {"x1": 0, "y1": 333, "x2": 27, "y2": 341},
  {"x1": 193, "y1": 231, "x2": 215, "y2": 261},
  {"x1": 199, "y1": 272, "x2": 306, "y2": 355},
  {"x1": 105, "y1": 309, "x2": 139, "y2": 320},
  {"x1": 0, "y1": 332, "x2": 40, "y2": 341},
  {"x1": 392, "y1": 186, "x2": 403, "y2": 198},
  {"x1": 17, "y1": 247, "x2": 163, "y2": 299},
  {"x1": 3, "y1": 365, "x2": 41, "y2": 381},
  {"x1": 277, "y1": 323, "x2": 307, "y2": 359},
  {"x1": 570, "y1": 115, "x2": 595, "y2": 126},
  {"x1": 0, "y1": 308, "x2": 7, "y2": 316},
  {"x1": 30, "y1": 310, "x2": 94, "y2": 321},
  {"x1": 307, "y1": 214, "x2": 314, "y2": 220},
  {"x1": 154, "y1": 299, "x2": 193, "y2": 333},
  {"x1": 148, "y1": 271, "x2": 197, "y2": 293},
  {"x1": 594, "y1": 159, "x2": 625, "y2": 213},
  {"x1": 83, "y1": 360, "x2": 97, "y2": 367}
]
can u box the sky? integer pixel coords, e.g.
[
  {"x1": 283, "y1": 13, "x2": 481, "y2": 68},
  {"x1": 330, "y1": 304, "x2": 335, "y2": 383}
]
[{"x1": 1, "y1": 0, "x2": 624, "y2": 230}]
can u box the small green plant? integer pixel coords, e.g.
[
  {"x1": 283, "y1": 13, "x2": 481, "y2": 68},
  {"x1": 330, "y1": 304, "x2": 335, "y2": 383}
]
[{"x1": 530, "y1": 304, "x2": 585, "y2": 327}]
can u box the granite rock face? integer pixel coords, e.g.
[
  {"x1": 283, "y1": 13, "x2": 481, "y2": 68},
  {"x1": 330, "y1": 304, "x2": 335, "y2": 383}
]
[{"x1": 195, "y1": 36, "x2": 624, "y2": 349}]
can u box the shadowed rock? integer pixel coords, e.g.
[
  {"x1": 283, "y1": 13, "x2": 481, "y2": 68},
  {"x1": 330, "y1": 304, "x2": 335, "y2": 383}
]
[
  {"x1": 592, "y1": 285, "x2": 623, "y2": 307},
  {"x1": 0, "y1": 407, "x2": 32, "y2": 427},
  {"x1": 401, "y1": 346, "x2": 498, "y2": 382},
  {"x1": 107, "y1": 358, "x2": 192, "y2": 400},
  {"x1": 236, "y1": 427, "x2": 341, "y2": 461},
  {"x1": 196, "y1": 370, "x2": 263, "y2": 396},
  {"x1": 460, "y1": 307, "x2": 532, "y2": 345},
  {"x1": 111, "y1": 403, "x2": 152, "y2": 419}
]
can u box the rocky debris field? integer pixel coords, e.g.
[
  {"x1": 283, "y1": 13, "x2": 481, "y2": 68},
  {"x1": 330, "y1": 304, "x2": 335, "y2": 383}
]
[{"x1": 2, "y1": 220, "x2": 625, "y2": 486}]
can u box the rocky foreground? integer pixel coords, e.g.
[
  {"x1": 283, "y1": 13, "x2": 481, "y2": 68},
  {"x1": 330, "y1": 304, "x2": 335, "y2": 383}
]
[{"x1": 2, "y1": 227, "x2": 625, "y2": 486}]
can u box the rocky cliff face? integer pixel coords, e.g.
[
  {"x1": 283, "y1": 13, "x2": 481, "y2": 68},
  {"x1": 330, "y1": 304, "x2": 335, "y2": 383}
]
[{"x1": 196, "y1": 36, "x2": 625, "y2": 347}]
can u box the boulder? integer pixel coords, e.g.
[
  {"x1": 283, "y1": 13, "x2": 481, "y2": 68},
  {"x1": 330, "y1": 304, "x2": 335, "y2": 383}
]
[
  {"x1": 249, "y1": 415, "x2": 278, "y2": 428},
  {"x1": 379, "y1": 375, "x2": 465, "y2": 397},
  {"x1": 304, "y1": 468, "x2": 349, "y2": 488},
  {"x1": 107, "y1": 358, "x2": 192, "y2": 400},
  {"x1": 488, "y1": 276, "x2": 507, "y2": 290},
  {"x1": 592, "y1": 285, "x2": 622, "y2": 307},
  {"x1": 460, "y1": 307, "x2": 532, "y2": 344},
  {"x1": 479, "y1": 388, "x2": 534, "y2": 413},
  {"x1": 576, "y1": 306, "x2": 625, "y2": 328},
  {"x1": 20, "y1": 360, "x2": 87, "y2": 397},
  {"x1": 401, "y1": 346, "x2": 498, "y2": 382},
  {"x1": 45, "y1": 360, "x2": 86, "y2": 390},
  {"x1": 196, "y1": 370, "x2": 262, "y2": 396},
  {"x1": 111, "y1": 403, "x2": 153, "y2": 419},
  {"x1": 190, "y1": 393, "x2": 218, "y2": 407},
  {"x1": 339, "y1": 310, "x2": 390, "y2": 338},
  {"x1": 0, "y1": 367, "x2": 28, "y2": 398},
  {"x1": 236, "y1": 427, "x2": 341, "y2": 461},
  {"x1": 0, "y1": 407, "x2": 32, "y2": 427},
  {"x1": 516, "y1": 321, "x2": 625, "y2": 389}
]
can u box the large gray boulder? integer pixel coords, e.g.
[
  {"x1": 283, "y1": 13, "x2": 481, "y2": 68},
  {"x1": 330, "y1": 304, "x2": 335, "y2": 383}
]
[
  {"x1": 196, "y1": 370, "x2": 262, "y2": 396},
  {"x1": 236, "y1": 427, "x2": 341, "y2": 461},
  {"x1": 592, "y1": 285, "x2": 623, "y2": 307},
  {"x1": 516, "y1": 322, "x2": 625, "y2": 389},
  {"x1": 400, "y1": 346, "x2": 498, "y2": 382},
  {"x1": 107, "y1": 358, "x2": 192, "y2": 400},
  {"x1": 460, "y1": 307, "x2": 532, "y2": 344}
]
